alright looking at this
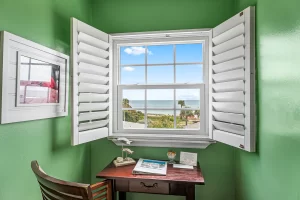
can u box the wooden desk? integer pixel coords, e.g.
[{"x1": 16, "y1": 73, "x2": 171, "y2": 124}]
[{"x1": 96, "y1": 160, "x2": 205, "y2": 200}]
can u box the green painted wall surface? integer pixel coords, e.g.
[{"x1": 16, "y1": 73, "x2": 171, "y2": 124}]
[
  {"x1": 90, "y1": 0, "x2": 237, "y2": 200},
  {"x1": 91, "y1": 0, "x2": 236, "y2": 33},
  {"x1": 4, "y1": 1, "x2": 297, "y2": 200},
  {"x1": 235, "y1": 0, "x2": 300, "y2": 199},
  {"x1": 0, "y1": 0, "x2": 92, "y2": 199}
]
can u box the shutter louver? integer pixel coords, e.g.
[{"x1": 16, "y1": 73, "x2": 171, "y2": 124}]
[
  {"x1": 71, "y1": 18, "x2": 110, "y2": 145},
  {"x1": 209, "y1": 7, "x2": 256, "y2": 152}
]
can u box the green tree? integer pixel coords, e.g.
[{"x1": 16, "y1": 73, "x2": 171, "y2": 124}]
[
  {"x1": 148, "y1": 115, "x2": 173, "y2": 128},
  {"x1": 122, "y1": 99, "x2": 144, "y2": 123},
  {"x1": 194, "y1": 110, "x2": 200, "y2": 118},
  {"x1": 124, "y1": 110, "x2": 144, "y2": 123},
  {"x1": 178, "y1": 100, "x2": 185, "y2": 108},
  {"x1": 123, "y1": 98, "x2": 131, "y2": 108},
  {"x1": 180, "y1": 109, "x2": 194, "y2": 126},
  {"x1": 178, "y1": 100, "x2": 185, "y2": 119}
]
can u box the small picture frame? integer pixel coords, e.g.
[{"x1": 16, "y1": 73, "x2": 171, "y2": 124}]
[{"x1": 180, "y1": 152, "x2": 197, "y2": 166}]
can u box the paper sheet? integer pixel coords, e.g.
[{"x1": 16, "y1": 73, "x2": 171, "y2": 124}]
[{"x1": 173, "y1": 164, "x2": 193, "y2": 169}]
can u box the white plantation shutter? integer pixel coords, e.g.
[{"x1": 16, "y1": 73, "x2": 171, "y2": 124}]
[
  {"x1": 71, "y1": 18, "x2": 110, "y2": 146},
  {"x1": 209, "y1": 7, "x2": 256, "y2": 152}
]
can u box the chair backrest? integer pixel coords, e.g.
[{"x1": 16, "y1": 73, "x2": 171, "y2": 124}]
[{"x1": 31, "y1": 160, "x2": 112, "y2": 200}]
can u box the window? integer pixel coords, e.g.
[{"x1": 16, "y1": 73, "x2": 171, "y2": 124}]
[
  {"x1": 113, "y1": 36, "x2": 209, "y2": 135},
  {"x1": 71, "y1": 6, "x2": 256, "y2": 151}
]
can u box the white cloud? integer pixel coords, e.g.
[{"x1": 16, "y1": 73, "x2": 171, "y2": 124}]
[
  {"x1": 124, "y1": 47, "x2": 153, "y2": 56},
  {"x1": 123, "y1": 66, "x2": 135, "y2": 72}
]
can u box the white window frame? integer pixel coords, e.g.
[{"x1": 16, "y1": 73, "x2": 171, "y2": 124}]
[{"x1": 109, "y1": 30, "x2": 215, "y2": 148}]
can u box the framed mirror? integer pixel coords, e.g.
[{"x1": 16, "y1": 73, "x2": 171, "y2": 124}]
[
  {"x1": 17, "y1": 54, "x2": 61, "y2": 106},
  {"x1": 0, "y1": 31, "x2": 69, "y2": 124}
]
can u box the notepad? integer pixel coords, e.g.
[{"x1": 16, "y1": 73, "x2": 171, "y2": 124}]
[
  {"x1": 132, "y1": 159, "x2": 167, "y2": 175},
  {"x1": 173, "y1": 164, "x2": 193, "y2": 169}
]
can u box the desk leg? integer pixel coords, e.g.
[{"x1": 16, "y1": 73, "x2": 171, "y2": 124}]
[
  {"x1": 119, "y1": 192, "x2": 126, "y2": 200},
  {"x1": 111, "y1": 180, "x2": 117, "y2": 200},
  {"x1": 186, "y1": 185, "x2": 195, "y2": 200}
]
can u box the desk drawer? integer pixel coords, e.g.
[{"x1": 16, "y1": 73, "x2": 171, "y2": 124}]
[{"x1": 129, "y1": 180, "x2": 169, "y2": 194}]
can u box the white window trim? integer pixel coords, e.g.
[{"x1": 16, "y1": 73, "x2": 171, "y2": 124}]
[{"x1": 108, "y1": 29, "x2": 215, "y2": 149}]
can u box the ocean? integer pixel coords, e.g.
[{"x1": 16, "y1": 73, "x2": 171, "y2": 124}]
[{"x1": 126, "y1": 100, "x2": 200, "y2": 115}]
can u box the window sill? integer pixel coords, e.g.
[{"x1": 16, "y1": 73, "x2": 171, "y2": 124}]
[{"x1": 108, "y1": 133, "x2": 215, "y2": 149}]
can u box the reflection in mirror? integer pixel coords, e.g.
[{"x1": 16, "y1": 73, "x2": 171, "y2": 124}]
[{"x1": 19, "y1": 56, "x2": 60, "y2": 104}]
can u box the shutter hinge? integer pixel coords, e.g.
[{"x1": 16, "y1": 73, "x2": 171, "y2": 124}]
[
  {"x1": 239, "y1": 144, "x2": 244, "y2": 149},
  {"x1": 240, "y1": 12, "x2": 244, "y2": 16}
]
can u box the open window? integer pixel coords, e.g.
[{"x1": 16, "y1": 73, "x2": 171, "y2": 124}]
[{"x1": 71, "y1": 6, "x2": 256, "y2": 151}]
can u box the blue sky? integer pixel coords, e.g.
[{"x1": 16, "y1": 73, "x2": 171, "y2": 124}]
[{"x1": 120, "y1": 44, "x2": 203, "y2": 101}]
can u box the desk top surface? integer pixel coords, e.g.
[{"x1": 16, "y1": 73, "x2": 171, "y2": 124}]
[{"x1": 96, "y1": 159, "x2": 205, "y2": 185}]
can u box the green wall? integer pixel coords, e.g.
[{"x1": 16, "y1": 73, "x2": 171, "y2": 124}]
[
  {"x1": 3, "y1": 1, "x2": 297, "y2": 200},
  {"x1": 0, "y1": 0, "x2": 92, "y2": 199},
  {"x1": 234, "y1": 0, "x2": 300, "y2": 199},
  {"x1": 90, "y1": 0, "x2": 237, "y2": 200}
]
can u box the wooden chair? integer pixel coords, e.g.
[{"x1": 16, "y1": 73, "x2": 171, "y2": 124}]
[{"x1": 31, "y1": 160, "x2": 112, "y2": 200}]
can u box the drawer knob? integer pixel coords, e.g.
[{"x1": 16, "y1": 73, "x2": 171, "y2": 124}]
[{"x1": 140, "y1": 182, "x2": 158, "y2": 189}]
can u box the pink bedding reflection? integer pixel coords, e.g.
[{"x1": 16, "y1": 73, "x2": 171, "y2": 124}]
[{"x1": 20, "y1": 78, "x2": 58, "y2": 104}]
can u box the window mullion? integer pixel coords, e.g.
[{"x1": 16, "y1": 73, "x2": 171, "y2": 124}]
[
  {"x1": 174, "y1": 89, "x2": 176, "y2": 129},
  {"x1": 118, "y1": 84, "x2": 204, "y2": 90},
  {"x1": 173, "y1": 44, "x2": 176, "y2": 129},
  {"x1": 120, "y1": 62, "x2": 203, "y2": 67},
  {"x1": 145, "y1": 46, "x2": 148, "y2": 128},
  {"x1": 28, "y1": 58, "x2": 32, "y2": 81}
]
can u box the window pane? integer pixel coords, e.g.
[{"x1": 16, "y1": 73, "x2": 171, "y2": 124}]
[
  {"x1": 147, "y1": 65, "x2": 174, "y2": 84},
  {"x1": 120, "y1": 46, "x2": 146, "y2": 65},
  {"x1": 123, "y1": 90, "x2": 145, "y2": 108},
  {"x1": 147, "y1": 45, "x2": 173, "y2": 64},
  {"x1": 176, "y1": 110, "x2": 200, "y2": 129},
  {"x1": 147, "y1": 110, "x2": 174, "y2": 129},
  {"x1": 123, "y1": 110, "x2": 145, "y2": 129},
  {"x1": 176, "y1": 43, "x2": 203, "y2": 63},
  {"x1": 20, "y1": 64, "x2": 29, "y2": 81},
  {"x1": 147, "y1": 89, "x2": 174, "y2": 108},
  {"x1": 121, "y1": 66, "x2": 145, "y2": 84},
  {"x1": 176, "y1": 65, "x2": 203, "y2": 83},
  {"x1": 30, "y1": 63, "x2": 52, "y2": 82},
  {"x1": 176, "y1": 89, "x2": 200, "y2": 109}
]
